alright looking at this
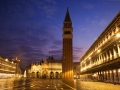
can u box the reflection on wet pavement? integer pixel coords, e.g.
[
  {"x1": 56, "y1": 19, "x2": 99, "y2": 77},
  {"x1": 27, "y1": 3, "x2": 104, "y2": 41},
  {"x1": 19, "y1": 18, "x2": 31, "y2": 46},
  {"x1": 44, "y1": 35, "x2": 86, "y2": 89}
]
[{"x1": 0, "y1": 78, "x2": 120, "y2": 90}]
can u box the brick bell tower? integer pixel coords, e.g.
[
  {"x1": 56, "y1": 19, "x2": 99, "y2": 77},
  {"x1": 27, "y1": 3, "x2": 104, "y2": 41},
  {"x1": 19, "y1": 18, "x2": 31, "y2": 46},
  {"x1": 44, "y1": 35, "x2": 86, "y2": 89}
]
[{"x1": 62, "y1": 8, "x2": 73, "y2": 79}]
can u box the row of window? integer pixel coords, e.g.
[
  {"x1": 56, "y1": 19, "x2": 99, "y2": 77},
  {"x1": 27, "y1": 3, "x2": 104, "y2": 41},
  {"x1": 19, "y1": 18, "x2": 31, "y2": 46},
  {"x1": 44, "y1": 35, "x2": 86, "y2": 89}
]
[
  {"x1": 64, "y1": 31, "x2": 71, "y2": 34},
  {"x1": 81, "y1": 24, "x2": 120, "y2": 63},
  {"x1": 0, "y1": 66, "x2": 16, "y2": 71},
  {"x1": 81, "y1": 43, "x2": 120, "y2": 71}
]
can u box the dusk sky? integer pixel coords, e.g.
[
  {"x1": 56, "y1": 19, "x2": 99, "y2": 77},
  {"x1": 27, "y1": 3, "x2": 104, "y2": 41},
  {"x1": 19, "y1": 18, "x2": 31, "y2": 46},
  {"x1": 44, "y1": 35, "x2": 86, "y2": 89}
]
[{"x1": 0, "y1": 0, "x2": 120, "y2": 69}]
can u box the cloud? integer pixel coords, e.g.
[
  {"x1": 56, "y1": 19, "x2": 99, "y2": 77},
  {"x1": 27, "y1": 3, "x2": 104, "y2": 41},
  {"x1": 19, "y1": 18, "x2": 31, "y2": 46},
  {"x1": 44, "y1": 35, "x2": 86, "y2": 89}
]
[
  {"x1": 92, "y1": 20, "x2": 98, "y2": 25},
  {"x1": 42, "y1": 5, "x2": 57, "y2": 15},
  {"x1": 45, "y1": 0, "x2": 57, "y2": 4},
  {"x1": 73, "y1": 47, "x2": 83, "y2": 62},
  {"x1": 48, "y1": 47, "x2": 62, "y2": 60},
  {"x1": 0, "y1": 0, "x2": 58, "y2": 20},
  {"x1": 80, "y1": 27, "x2": 88, "y2": 31},
  {"x1": 100, "y1": 20, "x2": 107, "y2": 26},
  {"x1": 0, "y1": 25, "x2": 60, "y2": 68},
  {"x1": 85, "y1": 17, "x2": 90, "y2": 22},
  {"x1": 82, "y1": 3, "x2": 94, "y2": 9},
  {"x1": 53, "y1": 40, "x2": 62, "y2": 46}
]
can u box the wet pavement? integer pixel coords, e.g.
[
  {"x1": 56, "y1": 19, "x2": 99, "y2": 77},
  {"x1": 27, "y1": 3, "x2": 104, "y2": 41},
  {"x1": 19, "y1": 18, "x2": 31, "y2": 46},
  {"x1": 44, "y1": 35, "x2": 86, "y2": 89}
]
[{"x1": 0, "y1": 78, "x2": 120, "y2": 90}]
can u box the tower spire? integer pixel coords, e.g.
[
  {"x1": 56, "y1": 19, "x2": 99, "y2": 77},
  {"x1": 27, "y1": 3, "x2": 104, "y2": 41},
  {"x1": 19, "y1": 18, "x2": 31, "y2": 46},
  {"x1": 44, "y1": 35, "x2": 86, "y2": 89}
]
[{"x1": 64, "y1": 7, "x2": 71, "y2": 22}]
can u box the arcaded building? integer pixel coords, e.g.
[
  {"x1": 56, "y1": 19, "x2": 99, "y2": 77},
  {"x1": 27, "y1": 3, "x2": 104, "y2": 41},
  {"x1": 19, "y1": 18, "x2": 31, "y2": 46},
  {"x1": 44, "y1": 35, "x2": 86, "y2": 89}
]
[
  {"x1": 26, "y1": 56, "x2": 62, "y2": 78},
  {"x1": 80, "y1": 12, "x2": 120, "y2": 83},
  {"x1": 26, "y1": 56, "x2": 80, "y2": 79},
  {"x1": 0, "y1": 56, "x2": 22, "y2": 78}
]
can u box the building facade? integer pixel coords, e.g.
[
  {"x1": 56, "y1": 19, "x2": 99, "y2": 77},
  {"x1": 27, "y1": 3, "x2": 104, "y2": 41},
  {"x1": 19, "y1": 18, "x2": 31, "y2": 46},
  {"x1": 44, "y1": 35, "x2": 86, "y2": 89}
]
[
  {"x1": 0, "y1": 56, "x2": 22, "y2": 78},
  {"x1": 26, "y1": 56, "x2": 62, "y2": 78},
  {"x1": 80, "y1": 12, "x2": 120, "y2": 83},
  {"x1": 26, "y1": 56, "x2": 80, "y2": 79},
  {"x1": 62, "y1": 8, "x2": 73, "y2": 79}
]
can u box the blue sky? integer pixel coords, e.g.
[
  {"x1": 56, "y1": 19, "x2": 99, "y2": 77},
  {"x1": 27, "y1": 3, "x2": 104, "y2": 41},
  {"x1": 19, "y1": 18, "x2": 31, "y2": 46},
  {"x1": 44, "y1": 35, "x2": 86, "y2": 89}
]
[{"x1": 0, "y1": 0, "x2": 120, "y2": 69}]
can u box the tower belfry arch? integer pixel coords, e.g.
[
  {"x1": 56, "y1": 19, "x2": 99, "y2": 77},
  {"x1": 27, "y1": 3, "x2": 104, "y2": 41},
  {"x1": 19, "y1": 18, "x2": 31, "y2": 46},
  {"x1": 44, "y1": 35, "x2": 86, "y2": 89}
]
[{"x1": 62, "y1": 8, "x2": 73, "y2": 79}]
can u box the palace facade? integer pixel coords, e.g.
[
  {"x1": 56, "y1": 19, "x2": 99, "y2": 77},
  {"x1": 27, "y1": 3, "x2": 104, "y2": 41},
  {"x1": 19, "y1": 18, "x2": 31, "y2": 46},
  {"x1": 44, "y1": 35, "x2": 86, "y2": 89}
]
[{"x1": 80, "y1": 12, "x2": 120, "y2": 83}]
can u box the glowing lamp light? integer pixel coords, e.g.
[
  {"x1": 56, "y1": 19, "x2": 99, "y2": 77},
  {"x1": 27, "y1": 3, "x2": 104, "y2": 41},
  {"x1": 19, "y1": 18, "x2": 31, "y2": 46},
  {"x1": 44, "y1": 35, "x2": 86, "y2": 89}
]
[
  {"x1": 5, "y1": 58, "x2": 8, "y2": 61},
  {"x1": 118, "y1": 69, "x2": 120, "y2": 72},
  {"x1": 116, "y1": 33, "x2": 120, "y2": 37},
  {"x1": 97, "y1": 49, "x2": 101, "y2": 53},
  {"x1": 114, "y1": 70, "x2": 116, "y2": 73}
]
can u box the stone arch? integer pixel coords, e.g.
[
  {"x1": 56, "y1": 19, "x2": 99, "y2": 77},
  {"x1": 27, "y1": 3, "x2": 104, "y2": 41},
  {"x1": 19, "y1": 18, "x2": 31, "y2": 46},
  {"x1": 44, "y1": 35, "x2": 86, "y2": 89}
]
[
  {"x1": 93, "y1": 59, "x2": 96, "y2": 66},
  {"x1": 109, "y1": 50, "x2": 113, "y2": 60},
  {"x1": 60, "y1": 72, "x2": 62, "y2": 78},
  {"x1": 101, "y1": 54, "x2": 104, "y2": 63},
  {"x1": 91, "y1": 59, "x2": 94, "y2": 67},
  {"x1": 95, "y1": 59, "x2": 97, "y2": 66},
  {"x1": 117, "y1": 44, "x2": 120, "y2": 56},
  {"x1": 32, "y1": 72, "x2": 35, "y2": 77},
  {"x1": 116, "y1": 25, "x2": 120, "y2": 32},
  {"x1": 42, "y1": 69, "x2": 48, "y2": 78},
  {"x1": 55, "y1": 72, "x2": 59, "y2": 78},
  {"x1": 105, "y1": 51, "x2": 109, "y2": 62},
  {"x1": 97, "y1": 56, "x2": 100, "y2": 65},
  {"x1": 50, "y1": 71, "x2": 54, "y2": 79},
  {"x1": 113, "y1": 46, "x2": 118, "y2": 59},
  {"x1": 97, "y1": 57, "x2": 99, "y2": 65},
  {"x1": 100, "y1": 54, "x2": 103, "y2": 64},
  {"x1": 36, "y1": 72, "x2": 40, "y2": 78},
  {"x1": 112, "y1": 29, "x2": 115, "y2": 35},
  {"x1": 102, "y1": 53, "x2": 106, "y2": 63}
]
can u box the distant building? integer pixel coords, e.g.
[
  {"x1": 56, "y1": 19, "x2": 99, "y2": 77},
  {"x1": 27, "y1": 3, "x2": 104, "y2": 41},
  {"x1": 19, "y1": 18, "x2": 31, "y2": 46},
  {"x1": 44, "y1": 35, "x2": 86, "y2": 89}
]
[
  {"x1": 26, "y1": 56, "x2": 80, "y2": 79},
  {"x1": 0, "y1": 56, "x2": 22, "y2": 78}
]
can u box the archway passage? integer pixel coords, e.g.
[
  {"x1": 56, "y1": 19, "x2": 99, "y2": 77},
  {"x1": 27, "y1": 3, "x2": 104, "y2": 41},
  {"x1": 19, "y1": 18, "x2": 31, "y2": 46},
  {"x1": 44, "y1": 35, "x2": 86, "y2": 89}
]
[
  {"x1": 42, "y1": 70, "x2": 48, "y2": 79},
  {"x1": 56, "y1": 72, "x2": 59, "y2": 78},
  {"x1": 36, "y1": 72, "x2": 40, "y2": 78},
  {"x1": 32, "y1": 72, "x2": 35, "y2": 78},
  {"x1": 50, "y1": 72, "x2": 54, "y2": 79}
]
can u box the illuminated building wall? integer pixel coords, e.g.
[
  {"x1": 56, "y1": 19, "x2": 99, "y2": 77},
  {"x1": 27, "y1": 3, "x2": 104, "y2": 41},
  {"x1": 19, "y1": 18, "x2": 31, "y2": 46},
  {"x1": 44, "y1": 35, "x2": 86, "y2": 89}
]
[
  {"x1": 26, "y1": 56, "x2": 80, "y2": 79},
  {"x1": 26, "y1": 56, "x2": 62, "y2": 78},
  {"x1": 0, "y1": 56, "x2": 16, "y2": 78},
  {"x1": 80, "y1": 12, "x2": 120, "y2": 83},
  {"x1": 62, "y1": 8, "x2": 73, "y2": 79}
]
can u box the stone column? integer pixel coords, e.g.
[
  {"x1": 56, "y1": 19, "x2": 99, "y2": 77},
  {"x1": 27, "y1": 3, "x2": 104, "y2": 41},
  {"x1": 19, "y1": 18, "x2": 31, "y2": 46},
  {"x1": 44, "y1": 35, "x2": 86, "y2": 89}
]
[
  {"x1": 116, "y1": 69, "x2": 119, "y2": 84},
  {"x1": 98, "y1": 72, "x2": 100, "y2": 81},
  {"x1": 112, "y1": 70, "x2": 114, "y2": 83},
  {"x1": 102, "y1": 71, "x2": 104, "y2": 81},
  {"x1": 104, "y1": 71, "x2": 107, "y2": 82},
  {"x1": 118, "y1": 69, "x2": 120, "y2": 84},
  {"x1": 108, "y1": 70, "x2": 110, "y2": 82},
  {"x1": 110, "y1": 70, "x2": 112, "y2": 83},
  {"x1": 100, "y1": 72, "x2": 102, "y2": 81}
]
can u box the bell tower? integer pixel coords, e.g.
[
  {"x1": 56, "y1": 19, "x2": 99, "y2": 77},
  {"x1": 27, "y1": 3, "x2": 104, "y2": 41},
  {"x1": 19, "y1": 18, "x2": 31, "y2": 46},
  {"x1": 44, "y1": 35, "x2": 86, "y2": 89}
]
[{"x1": 62, "y1": 8, "x2": 73, "y2": 79}]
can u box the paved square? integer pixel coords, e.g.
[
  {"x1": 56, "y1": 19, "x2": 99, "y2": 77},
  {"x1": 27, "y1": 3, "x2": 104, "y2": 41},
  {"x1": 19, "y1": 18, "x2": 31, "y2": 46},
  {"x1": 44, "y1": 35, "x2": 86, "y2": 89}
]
[{"x1": 0, "y1": 78, "x2": 120, "y2": 90}]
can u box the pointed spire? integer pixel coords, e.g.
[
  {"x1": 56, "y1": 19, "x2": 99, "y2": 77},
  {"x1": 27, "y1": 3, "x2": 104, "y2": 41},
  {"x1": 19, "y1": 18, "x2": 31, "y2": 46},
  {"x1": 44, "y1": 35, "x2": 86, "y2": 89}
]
[{"x1": 64, "y1": 7, "x2": 71, "y2": 22}]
